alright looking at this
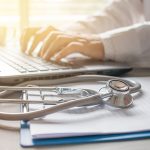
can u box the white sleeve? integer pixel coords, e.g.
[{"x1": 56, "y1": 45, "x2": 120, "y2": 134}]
[
  {"x1": 100, "y1": 22, "x2": 150, "y2": 67},
  {"x1": 63, "y1": 0, "x2": 143, "y2": 34}
]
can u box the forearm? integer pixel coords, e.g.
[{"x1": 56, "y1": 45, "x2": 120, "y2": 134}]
[{"x1": 100, "y1": 22, "x2": 150, "y2": 67}]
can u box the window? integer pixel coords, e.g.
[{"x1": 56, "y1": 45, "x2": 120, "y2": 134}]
[
  {"x1": 29, "y1": 0, "x2": 110, "y2": 27},
  {"x1": 0, "y1": 0, "x2": 110, "y2": 35},
  {"x1": 0, "y1": 0, "x2": 19, "y2": 27}
]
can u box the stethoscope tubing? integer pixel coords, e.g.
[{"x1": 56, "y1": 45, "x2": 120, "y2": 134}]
[
  {"x1": 0, "y1": 75, "x2": 141, "y2": 121},
  {"x1": 0, "y1": 93, "x2": 101, "y2": 121},
  {"x1": 0, "y1": 75, "x2": 113, "y2": 97}
]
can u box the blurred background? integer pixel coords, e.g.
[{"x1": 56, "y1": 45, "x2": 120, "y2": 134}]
[{"x1": 0, "y1": 0, "x2": 110, "y2": 46}]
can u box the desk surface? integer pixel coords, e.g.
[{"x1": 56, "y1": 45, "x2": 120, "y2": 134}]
[{"x1": 0, "y1": 68, "x2": 150, "y2": 150}]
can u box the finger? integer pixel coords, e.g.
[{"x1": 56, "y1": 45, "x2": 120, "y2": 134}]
[
  {"x1": 42, "y1": 35, "x2": 76, "y2": 60},
  {"x1": 40, "y1": 34, "x2": 86, "y2": 58},
  {"x1": 55, "y1": 42, "x2": 84, "y2": 61},
  {"x1": 27, "y1": 26, "x2": 57, "y2": 55},
  {"x1": 56, "y1": 40, "x2": 104, "y2": 60},
  {"x1": 39, "y1": 31, "x2": 63, "y2": 57},
  {"x1": 20, "y1": 27, "x2": 40, "y2": 52},
  {"x1": 26, "y1": 35, "x2": 41, "y2": 55}
]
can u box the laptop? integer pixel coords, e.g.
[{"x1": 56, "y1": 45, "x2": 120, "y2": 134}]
[{"x1": 0, "y1": 47, "x2": 132, "y2": 85}]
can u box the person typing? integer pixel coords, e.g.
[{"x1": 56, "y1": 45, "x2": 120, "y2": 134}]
[{"x1": 20, "y1": 0, "x2": 150, "y2": 67}]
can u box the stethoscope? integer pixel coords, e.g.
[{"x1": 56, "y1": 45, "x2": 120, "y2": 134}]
[{"x1": 0, "y1": 75, "x2": 141, "y2": 121}]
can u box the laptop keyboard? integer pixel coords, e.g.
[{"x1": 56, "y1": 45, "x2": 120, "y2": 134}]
[{"x1": 0, "y1": 50, "x2": 72, "y2": 73}]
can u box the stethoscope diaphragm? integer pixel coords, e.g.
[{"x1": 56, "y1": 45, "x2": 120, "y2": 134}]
[{"x1": 99, "y1": 79, "x2": 133, "y2": 108}]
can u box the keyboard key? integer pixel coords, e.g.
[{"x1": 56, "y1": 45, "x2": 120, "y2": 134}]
[
  {"x1": 34, "y1": 66, "x2": 49, "y2": 71},
  {"x1": 26, "y1": 68, "x2": 38, "y2": 72},
  {"x1": 44, "y1": 65, "x2": 59, "y2": 70},
  {"x1": 0, "y1": 50, "x2": 74, "y2": 74},
  {"x1": 17, "y1": 68, "x2": 27, "y2": 73}
]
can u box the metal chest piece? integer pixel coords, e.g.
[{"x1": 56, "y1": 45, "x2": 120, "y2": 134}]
[{"x1": 100, "y1": 79, "x2": 133, "y2": 108}]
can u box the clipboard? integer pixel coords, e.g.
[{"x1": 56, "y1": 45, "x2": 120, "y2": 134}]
[
  {"x1": 20, "y1": 76, "x2": 150, "y2": 147},
  {"x1": 20, "y1": 121, "x2": 150, "y2": 147}
]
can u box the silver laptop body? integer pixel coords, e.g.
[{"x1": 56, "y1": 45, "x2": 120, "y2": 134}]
[{"x1": 0, "y1": 48, "x2": 131, "y2": 85}]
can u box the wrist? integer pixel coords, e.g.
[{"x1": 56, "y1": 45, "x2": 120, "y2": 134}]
[{"x1": 89, "y1": 40, "x2": 105, "y2": 60}]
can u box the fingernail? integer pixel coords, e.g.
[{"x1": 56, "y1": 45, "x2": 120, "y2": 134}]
[
  {"x1": 42, "y1": 54, "x2": 46, "y2": 59},
  {"x1": 55, "y1": 56, "x2": 61, "y2": 61},
  {"x1": 42, "y1": 54, "x2": 49, "y2": 61},
  {"x1": 43, "y1": 56, "x2": 49, "y2": 61}
]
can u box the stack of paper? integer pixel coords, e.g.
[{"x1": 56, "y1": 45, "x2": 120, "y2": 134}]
[{"x1": 29, "y1": 77, "x2": 150, "y2": 139}]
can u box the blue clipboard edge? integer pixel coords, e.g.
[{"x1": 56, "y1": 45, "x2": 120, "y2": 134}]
[{"x1": 20, "y1": 121, "x2": 150, "y2": 147}]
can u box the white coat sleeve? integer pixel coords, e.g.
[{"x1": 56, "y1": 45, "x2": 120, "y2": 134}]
[
  {"x1": 100, "y1": 22, "x2": 150, "y2": 67},
  {"x1": 64, "y1": 0, "x2": 143, "y2": 34}
]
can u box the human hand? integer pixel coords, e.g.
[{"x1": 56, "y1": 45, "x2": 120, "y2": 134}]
[
  {"x1": 20, "y1": 26, "x2": 57, "y2": 53},
  {"x1": 39, "y1": 32, "x2": 105, "y2": 61},
  {"x1": 20, "y1": 26, "x2": 104, "y2": 61}
]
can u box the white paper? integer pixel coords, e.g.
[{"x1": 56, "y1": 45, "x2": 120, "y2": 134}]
[{"x1": 29, "y1": 77, "x2": 150, "y2": 139}]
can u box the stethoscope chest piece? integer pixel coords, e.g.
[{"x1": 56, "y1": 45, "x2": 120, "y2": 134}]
[
  {"x1": 108, "y1": 80, "x2": 129, "y2": 92},
  {"x1": 104, "y1": 93, "x2": 133, "y2": 108},
  {"x1": 99, "y1": 79, "x2": 133, "y2": 108}
]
